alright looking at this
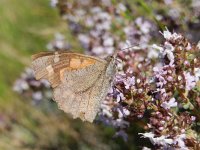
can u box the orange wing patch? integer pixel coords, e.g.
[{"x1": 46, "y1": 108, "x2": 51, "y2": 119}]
[
  {"x1": 59, "y1": 57, "x2": 96, "y2": 82},
  {"x1": 69, "y1": 58, "x2": 96, "y2": 69},
  {"x1": 70, "y1": 58, "x2": 81, "y2": 68}
]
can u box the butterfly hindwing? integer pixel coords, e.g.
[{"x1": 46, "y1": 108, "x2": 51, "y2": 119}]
[
  {"x1": 53, "y1": 57, "x2": 116, "y2": 122},
  {"x1": 53, "y1": 71, "x2": 113, "y2": 122}
]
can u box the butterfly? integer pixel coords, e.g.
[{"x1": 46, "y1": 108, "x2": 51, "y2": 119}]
[
  {"x1": 31, "y1": 45, "x2": 138, "y2": 122},
  {"x1": 31, "y1": 51, "x2": 116, "y2": 122}
]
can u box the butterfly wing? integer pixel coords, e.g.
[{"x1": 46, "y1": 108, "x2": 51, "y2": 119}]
[
  {"x1": 32, "y1": 51, "x2": 106, "y2": 88},
  {"x1": 32, "y1": 51, "x2": 116, "y2": 122},
  {"x1": 53, "y1": 57, "x2": 116, "y2": 122}
]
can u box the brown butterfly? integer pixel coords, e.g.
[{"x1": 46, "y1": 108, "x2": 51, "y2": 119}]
[
  {"x1": 31, "y1": 51, "x2": 116, "y2": 122},
  {"x1": 31, "y1": 45, "x2": 138, "y2": 122}
]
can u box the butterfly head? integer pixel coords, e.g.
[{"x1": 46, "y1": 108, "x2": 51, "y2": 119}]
[{"x1": 104, "y1": 55, "x2": 116, "y2": 79}]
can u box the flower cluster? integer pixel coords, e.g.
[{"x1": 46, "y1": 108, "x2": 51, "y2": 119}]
[
  {"x1": 46, "y1": 33, "x2": 70, "y2": 51},
  {"x1": 13, "y1": 68, "x2": 51, "y2": 105},
  {"x1": 97, "y1": 29, "x2": 200, "y2": 148},
  {"x1": 137, "y1": 30, "x2": 200, "y2": 149},
  {"x1": 150, "y1": 0, "x2": 200, "y2": 34},
  {"x1": 56, "y1": 0, "x2": 157, "y2": 58}
]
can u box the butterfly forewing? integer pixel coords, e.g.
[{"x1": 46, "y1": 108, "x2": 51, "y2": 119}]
[
  {"x1": 32, "y1": 51, "x2": 106, "y2": 88},
  {"x1": 31, "y1": 51, "x2": 116, "y2": 122}
]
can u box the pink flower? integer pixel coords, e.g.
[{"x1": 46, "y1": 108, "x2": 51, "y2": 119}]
[
  {"x1": 160, "y1": 28, "x2": 182, "y2": 40},
  {"x1": 184, "y1": 72, "x2": 197, "y2": 90},
  {"x1": 163, "y1": 42, "x2": 175, "y2": 65},
  {"x1": 139, "y1": 132, "x2": 173, "y2": 146},
  {"x1": 116, "y1": 92, "x2": 125, "y2": 102},
  {"x1": 174, "y1": 134, "x2": 188, "y2": 150},
  {"x1": 124, "y1": 76, "x2": 135, "y2": 89},
  {"x1": 161, "y1": 98, "x2": 177, "y2": 110}
]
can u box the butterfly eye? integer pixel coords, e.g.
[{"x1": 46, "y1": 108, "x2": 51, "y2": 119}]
[
  {"x1": 110, "y1": 55, "x2": 114, "y2": 59},
  {"x1": 105, "y1": 55, "x2": 114, "y2": 61}
]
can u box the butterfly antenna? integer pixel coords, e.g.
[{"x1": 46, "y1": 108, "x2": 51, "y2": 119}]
[
  {"x1": 113, "y1": 45, "x2": 141, "y2": 58},
  {"x1": 121, "y1": 45, "x2": 141, "y2": 51}
]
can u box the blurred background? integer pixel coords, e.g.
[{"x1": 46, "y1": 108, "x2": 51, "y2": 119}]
[{"x1": 0, "y1": 0, "x2": 199, "y2": 149}]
